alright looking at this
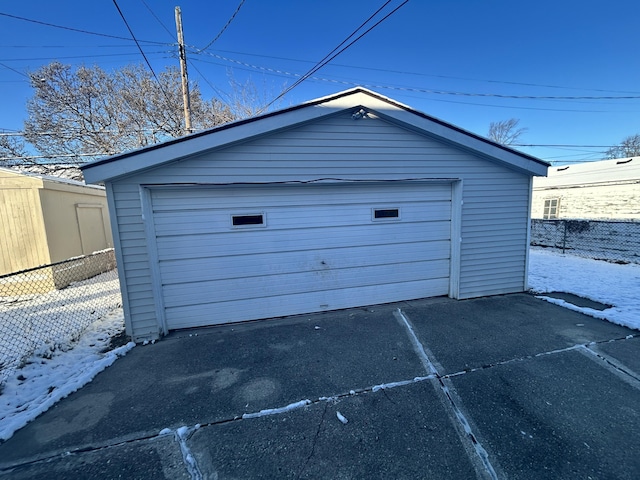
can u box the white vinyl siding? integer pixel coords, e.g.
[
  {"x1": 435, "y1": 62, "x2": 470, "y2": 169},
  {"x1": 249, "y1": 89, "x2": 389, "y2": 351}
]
[
  {"x1": 110, "y1": 111, "x2": 531, "y2": 339},
  {"x1": 109, "y1": 183, "x2": 158, "y2": 338}
]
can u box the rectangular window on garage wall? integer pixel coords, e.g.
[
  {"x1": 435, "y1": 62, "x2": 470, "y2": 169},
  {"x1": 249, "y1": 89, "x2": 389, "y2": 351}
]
[
  {"x1": 231, "y1": 213, "x2": 266, "y2": 228},
  {"x1": 543, "y1": 198, "x2": 560, "y2": 219},
  {"x1": 372, "y1": 208, "x2": 400, "y2": 221}
]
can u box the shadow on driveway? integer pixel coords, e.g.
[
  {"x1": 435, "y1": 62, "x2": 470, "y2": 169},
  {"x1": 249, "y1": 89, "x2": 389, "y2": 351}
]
[{"x1": 1, "y1": 293, "x2": 639, "y2": 479}]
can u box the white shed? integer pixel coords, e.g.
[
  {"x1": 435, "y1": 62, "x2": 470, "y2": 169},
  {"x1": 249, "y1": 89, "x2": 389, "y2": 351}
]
[
  {"x1": 0, "y1": 167, "x2": 113, "y2": 276},
  {"x1": 82, "y1": 88, "x2": 548, "y2": 342}
]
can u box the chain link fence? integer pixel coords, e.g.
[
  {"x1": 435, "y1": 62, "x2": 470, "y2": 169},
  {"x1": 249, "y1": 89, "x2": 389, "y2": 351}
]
[
  {"x1": 531, "y1": 219, "x2": 640, "y2": 264},
  {"x1": 0, "y1": 249, "x2": 122, "y2": 387}
]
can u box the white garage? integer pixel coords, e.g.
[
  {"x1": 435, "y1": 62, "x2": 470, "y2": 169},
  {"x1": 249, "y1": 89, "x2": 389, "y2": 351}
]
[{"x1": 82, "y1": 88, "x2": 548, "y2": 342}]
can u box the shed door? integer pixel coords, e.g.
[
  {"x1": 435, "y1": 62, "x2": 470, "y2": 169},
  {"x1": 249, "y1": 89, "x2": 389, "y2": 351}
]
[
  {"x1": 76, "y1": 204, "x2": 108, "y2": 255},
  {"x1": 150, "y1": 182, "x2": 452, "y2": 330}
]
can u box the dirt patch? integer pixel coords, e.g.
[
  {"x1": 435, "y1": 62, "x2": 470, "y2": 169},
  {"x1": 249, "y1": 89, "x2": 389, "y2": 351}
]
[{"x1": 104, "y1": 330, "x2": 131, "y2": 351}]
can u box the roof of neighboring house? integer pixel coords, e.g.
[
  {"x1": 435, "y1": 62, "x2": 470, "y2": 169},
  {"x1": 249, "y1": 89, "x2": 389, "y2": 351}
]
[
  {"x1": 533, "y1": 157, "x2": 640, "y2": 189},
  {"x1": 0, "y1": 167, "x2": 105, "y2": 191},
  {"x1": 81, "y1": 87, "x2": 549, "y2": 183}
]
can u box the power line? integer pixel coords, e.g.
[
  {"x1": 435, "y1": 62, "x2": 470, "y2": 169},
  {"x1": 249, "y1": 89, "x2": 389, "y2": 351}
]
[
  {"x1": 198, "y1": 0, "x2": 246, "y2": 52},
  {"x1": 546, "y1": 152, "x2": 603, "y2": 158},
  {"x1": 408, "y1": 93, "x2": 637, "y2": 113},
  {"x1": 261, "y1": 0, "x2": 395, "y2": 109},
  {"x1": 140, "y1": 0, "x2": 176, "y2": 41},
  {"x1": 111, "y1": 0, "x2": 175, "y2": 109},
  {"x1": 0, "y1": 62, "x2": 28, "y2": 78},
  {"x1": 184, "y1": 48, "x2": 640, "y2": 110},
  {"x1": 546, "y1": 160, "x2": 605, "y2": 166},
  {"x1": 202, "y1": 48, "x2": 640, "y2": 96},
  {"x1": 395, "y1": 89, "x2": 640, "y2": 101},
  {"x1": 261, "y1": 0, "x2": 409, "y2": 112},
  {"x1": 189, "y1": 46, "x2": 640, "y2": 102},
  {"x1": 0, "y1": 153, "x2": 109, "y2": 162},
  {"x1": 0, "y1": 51, "x2": 169, "y2": 62},
  {"x1": 3, "y1": 129, "x2": 621, "y2": 149},
  {"x1": 0, "y1": 11, "x2": 166, "y2": 44},
  {"x1": 300, "y1": 0, "x2": 393, "y2": 76},
  {"x1": 185, "y1": 54, "x2": 640, "y2": 113},
  {"x1": 513, "y1": 144, "x2": 616, "y2": 148},
  {"x1": 187, "y1": 59, "x2": 229, "y2": 100},
  {"x1": 0, "y1": 130, "x2": 159, "y2": 136},
  {"x1": 0, "y1": 44, "x2": 165, "y2": 49},
  {"x1": 236, "y1": 52, "x2": 640, "y2": 100}
]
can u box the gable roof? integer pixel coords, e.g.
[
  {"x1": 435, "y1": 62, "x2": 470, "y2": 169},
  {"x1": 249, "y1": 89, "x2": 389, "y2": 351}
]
[
  {"x1": 0, "y1": 166, "x2": 104, "y2": 190},
  {"x1": 533, "y1": 157, "x2": 640, "y2": 189},
  {"x1": 81, "y1": 87, "x2": 549, "y2": 183}
]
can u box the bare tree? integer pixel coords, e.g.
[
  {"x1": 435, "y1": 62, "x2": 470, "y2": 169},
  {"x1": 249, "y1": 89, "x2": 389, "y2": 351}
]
[
  {"x1": 23, "y1": 62, "x2": 239, "y2": 163},
  {"x1": 487, "y1": 118, "x2": 527, "y2": 146},
  {"x1": 0, "y1": 134, "x2": 28, "y2": 166},
  {"x1": 225, "y1": 74, "x2": 281, "y2": 119},
  {"x1": 0, "y1": 132, "x2": 83, "y2": 179},
  {"x1": 605, "y1": 134, "x2": 640, "y2": 159}
]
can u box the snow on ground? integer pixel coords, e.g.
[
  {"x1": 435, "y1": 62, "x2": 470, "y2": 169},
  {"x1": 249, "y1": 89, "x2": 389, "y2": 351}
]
[
  {"x1": 0, "y1": 269, "x2": 122, "y2": 384},
  {"x1": 529, "y1": 248, "x2": 640, "y2": 330},
  {"x1": 0, "y1": 309, "x2": 134, "y2": 441},
  {"x1": 0, "y1": 248, "x2": 638, "y2": 443}
]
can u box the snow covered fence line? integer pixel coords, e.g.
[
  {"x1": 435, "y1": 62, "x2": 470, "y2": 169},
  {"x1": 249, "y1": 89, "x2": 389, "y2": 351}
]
[
  {"x1": 0, "y1": 249, "x2": 122, "y2": 388},
  {"x1": 0, "y1": 309, "x2": 134, "y2": 442},
  {"x1": 530, "y1": 219, "x2": 640, "y2": 264}
]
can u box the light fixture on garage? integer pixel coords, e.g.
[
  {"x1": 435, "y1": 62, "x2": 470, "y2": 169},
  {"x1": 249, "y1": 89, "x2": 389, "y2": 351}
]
[{"x1": 352, "y1": 108, "x2": 367, "y2": 120}]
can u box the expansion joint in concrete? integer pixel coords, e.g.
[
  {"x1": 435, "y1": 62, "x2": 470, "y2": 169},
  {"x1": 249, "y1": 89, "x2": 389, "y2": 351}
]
[{"x1": 394, "y1": 308, "x2": 500, "y2": 480}]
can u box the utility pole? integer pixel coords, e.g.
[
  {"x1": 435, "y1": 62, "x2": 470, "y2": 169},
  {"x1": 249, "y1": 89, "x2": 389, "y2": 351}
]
[{"x1": 175, "y1": 6, "x2": 192, "y2": 135}]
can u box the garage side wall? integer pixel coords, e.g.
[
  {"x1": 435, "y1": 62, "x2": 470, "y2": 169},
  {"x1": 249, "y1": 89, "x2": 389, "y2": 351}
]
[{"x1": 109, "y1": 111, "x2": 531, "y2": 340}]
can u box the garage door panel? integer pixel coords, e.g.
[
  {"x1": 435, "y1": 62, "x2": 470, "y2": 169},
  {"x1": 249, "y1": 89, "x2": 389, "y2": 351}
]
[
  {"x1": 164, "y1": 277, "x2": 450, "y2": 329},
  {"x1": 152, "y1": 201, "x2": 452, "y2": 235},
  {"x1": 153, "y1": 192, "x2": 449, "y2": 210},
  {"x1": 159, "y1": 240, "x2": 451, "y2": 283},
  {"x1": 155, "y1": 222, "x2": 450, "y2": 258},
  {"x1": 162, "y1": 258, "x2": 450, "y2": 306},
  {"x1": 155, "y1": 221, "x2": 451, "y2": 260},
  {"x1": 151, "y1": 184, "x2": 452, "y2": 210}
]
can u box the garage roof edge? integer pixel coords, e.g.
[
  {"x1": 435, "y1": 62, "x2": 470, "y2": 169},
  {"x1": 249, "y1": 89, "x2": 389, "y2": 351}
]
[{"x1": 81, "y1": 87, "x2": 549, "y2": 183}]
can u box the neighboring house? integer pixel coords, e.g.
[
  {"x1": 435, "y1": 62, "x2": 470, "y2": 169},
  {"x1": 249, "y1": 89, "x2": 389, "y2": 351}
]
[
  {"x1": 0, "y1": 168, "x2": 113, "y2": 278},
  {"x1": 531, "y1": 157, "x2": 640, "y2": 220},
  {"x1": 82, "y1": 87, "x2": 548, "y2": 342}
]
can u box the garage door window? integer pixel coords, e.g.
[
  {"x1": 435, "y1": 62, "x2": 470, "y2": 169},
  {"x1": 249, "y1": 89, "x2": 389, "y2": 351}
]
[
  {"x1": 231, "y1": 213, "x2": 266, "y2": 228},
  {"x1": 373, "y1": 208, "x2": 400, "y2": 221}
]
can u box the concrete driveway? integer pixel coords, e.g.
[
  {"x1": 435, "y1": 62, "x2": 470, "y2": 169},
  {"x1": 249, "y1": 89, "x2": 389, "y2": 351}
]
[{"x1": 1, "y1": 293, "x2": 639, "y2": 479}]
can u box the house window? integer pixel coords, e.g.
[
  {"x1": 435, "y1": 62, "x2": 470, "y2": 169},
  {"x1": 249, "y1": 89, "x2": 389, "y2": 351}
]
[{"x1": 543, "y1": 198, "x2": 560, "y2": 219}]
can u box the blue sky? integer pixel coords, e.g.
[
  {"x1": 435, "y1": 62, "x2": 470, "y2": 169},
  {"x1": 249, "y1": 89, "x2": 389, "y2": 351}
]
[{"x1": 1, "y1": 0, "x2": 639, "y2": 164}]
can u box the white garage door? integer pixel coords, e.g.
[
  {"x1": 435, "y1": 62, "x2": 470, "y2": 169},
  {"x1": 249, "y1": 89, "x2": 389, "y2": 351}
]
[{"x1": 150, "y1": 182, "x2": 452, "y2": 329}]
